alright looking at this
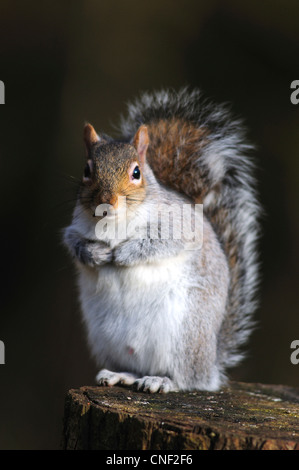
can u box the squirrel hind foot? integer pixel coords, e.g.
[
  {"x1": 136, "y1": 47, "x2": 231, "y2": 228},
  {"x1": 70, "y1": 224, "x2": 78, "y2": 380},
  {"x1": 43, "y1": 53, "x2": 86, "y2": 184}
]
[
  {"x1": 96, "y1": 369, "x2": 137, "y2": 387},
  {"x1": 133, "y1": 376, "x2": 178, "y2": 394},
  {"x1": 96, "y1": 369, "x2": 178, "y2": 394}
]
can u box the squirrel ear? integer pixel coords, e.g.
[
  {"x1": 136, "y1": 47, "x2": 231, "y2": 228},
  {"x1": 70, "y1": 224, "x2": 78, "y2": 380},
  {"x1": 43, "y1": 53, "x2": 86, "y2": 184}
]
[
  {"x1": 83, "y1": 123, "x2": 100, "y2": 155},
  {"x1": 132, "y1": 125, "x2": 149, "y2": 168}
]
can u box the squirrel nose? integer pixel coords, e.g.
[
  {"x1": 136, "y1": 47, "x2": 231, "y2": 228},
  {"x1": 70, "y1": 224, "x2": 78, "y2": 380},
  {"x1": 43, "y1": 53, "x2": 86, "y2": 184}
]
[{"x1": 100, "y1": 192, "x2": 118, "y2": 208}]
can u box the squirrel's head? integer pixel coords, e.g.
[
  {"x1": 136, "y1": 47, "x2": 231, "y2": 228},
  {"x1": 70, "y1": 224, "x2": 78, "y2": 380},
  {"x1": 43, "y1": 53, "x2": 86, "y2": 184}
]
[{"x1": 80, "y1": 123, "x2": 149, "y2": 216}]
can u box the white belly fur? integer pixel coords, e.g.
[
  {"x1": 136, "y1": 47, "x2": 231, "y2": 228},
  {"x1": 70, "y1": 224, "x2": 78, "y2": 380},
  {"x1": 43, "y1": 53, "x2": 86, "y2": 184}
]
[{"x1": 78, "y1": 254, "x2": 189, "y2": 377}]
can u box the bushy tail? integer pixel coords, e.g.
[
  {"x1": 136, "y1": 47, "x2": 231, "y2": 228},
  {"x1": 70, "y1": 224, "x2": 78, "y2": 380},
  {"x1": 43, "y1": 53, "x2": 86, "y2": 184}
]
[{"x1": 119, "y1": 87, "x2": 261, "y2": 368}]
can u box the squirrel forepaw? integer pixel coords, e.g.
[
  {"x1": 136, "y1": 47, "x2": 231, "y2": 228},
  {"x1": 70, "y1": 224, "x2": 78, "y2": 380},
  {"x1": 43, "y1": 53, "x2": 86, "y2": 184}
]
[{"x1": 84, "y1": 242, "x2": 113, "y2": 266}]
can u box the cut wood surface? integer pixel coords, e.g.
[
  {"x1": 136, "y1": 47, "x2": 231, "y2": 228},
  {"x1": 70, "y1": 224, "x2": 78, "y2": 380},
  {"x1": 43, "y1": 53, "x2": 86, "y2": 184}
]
[{"x1": 62, "y1": 381, "x2": 299, "y2": 450}]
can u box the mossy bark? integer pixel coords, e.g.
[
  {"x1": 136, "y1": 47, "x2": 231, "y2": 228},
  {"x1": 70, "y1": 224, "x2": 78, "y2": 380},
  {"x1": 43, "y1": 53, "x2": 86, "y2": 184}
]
[{"x1": 61, "y1": 381, "x2": 299, "y2": 450}]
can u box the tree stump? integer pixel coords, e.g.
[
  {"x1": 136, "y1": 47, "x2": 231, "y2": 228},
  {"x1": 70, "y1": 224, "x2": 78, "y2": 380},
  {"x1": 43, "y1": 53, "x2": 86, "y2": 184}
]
[{"x1": 61, "y1": 381, "x2": 299, "y2": 450}]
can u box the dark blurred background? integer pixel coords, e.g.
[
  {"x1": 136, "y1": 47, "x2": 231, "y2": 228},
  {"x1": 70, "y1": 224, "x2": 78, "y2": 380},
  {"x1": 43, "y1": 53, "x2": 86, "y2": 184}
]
[{"x1": 0, "y1": 0, "x2": 299, "y2": 449}]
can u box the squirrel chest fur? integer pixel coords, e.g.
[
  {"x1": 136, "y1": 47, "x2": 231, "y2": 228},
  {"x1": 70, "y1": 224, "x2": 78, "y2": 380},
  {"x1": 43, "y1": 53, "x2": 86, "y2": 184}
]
[{"x1": 63, "y1": 88, "x2": 260, "y2": 393}]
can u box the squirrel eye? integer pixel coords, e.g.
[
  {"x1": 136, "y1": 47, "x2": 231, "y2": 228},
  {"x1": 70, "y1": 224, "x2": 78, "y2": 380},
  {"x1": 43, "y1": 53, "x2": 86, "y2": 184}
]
[
  {"x1": 132, "y1": 165, "x2": 140, "y2": 179},
  {"x1": 84, "y1": 162, "x2": 91, "y2": 178}
]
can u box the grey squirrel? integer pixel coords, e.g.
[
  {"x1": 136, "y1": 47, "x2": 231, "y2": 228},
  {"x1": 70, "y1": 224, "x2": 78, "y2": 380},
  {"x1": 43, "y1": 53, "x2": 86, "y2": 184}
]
[{"x1": 63, "y1": 88, "x2": 260, "y2": 393}]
